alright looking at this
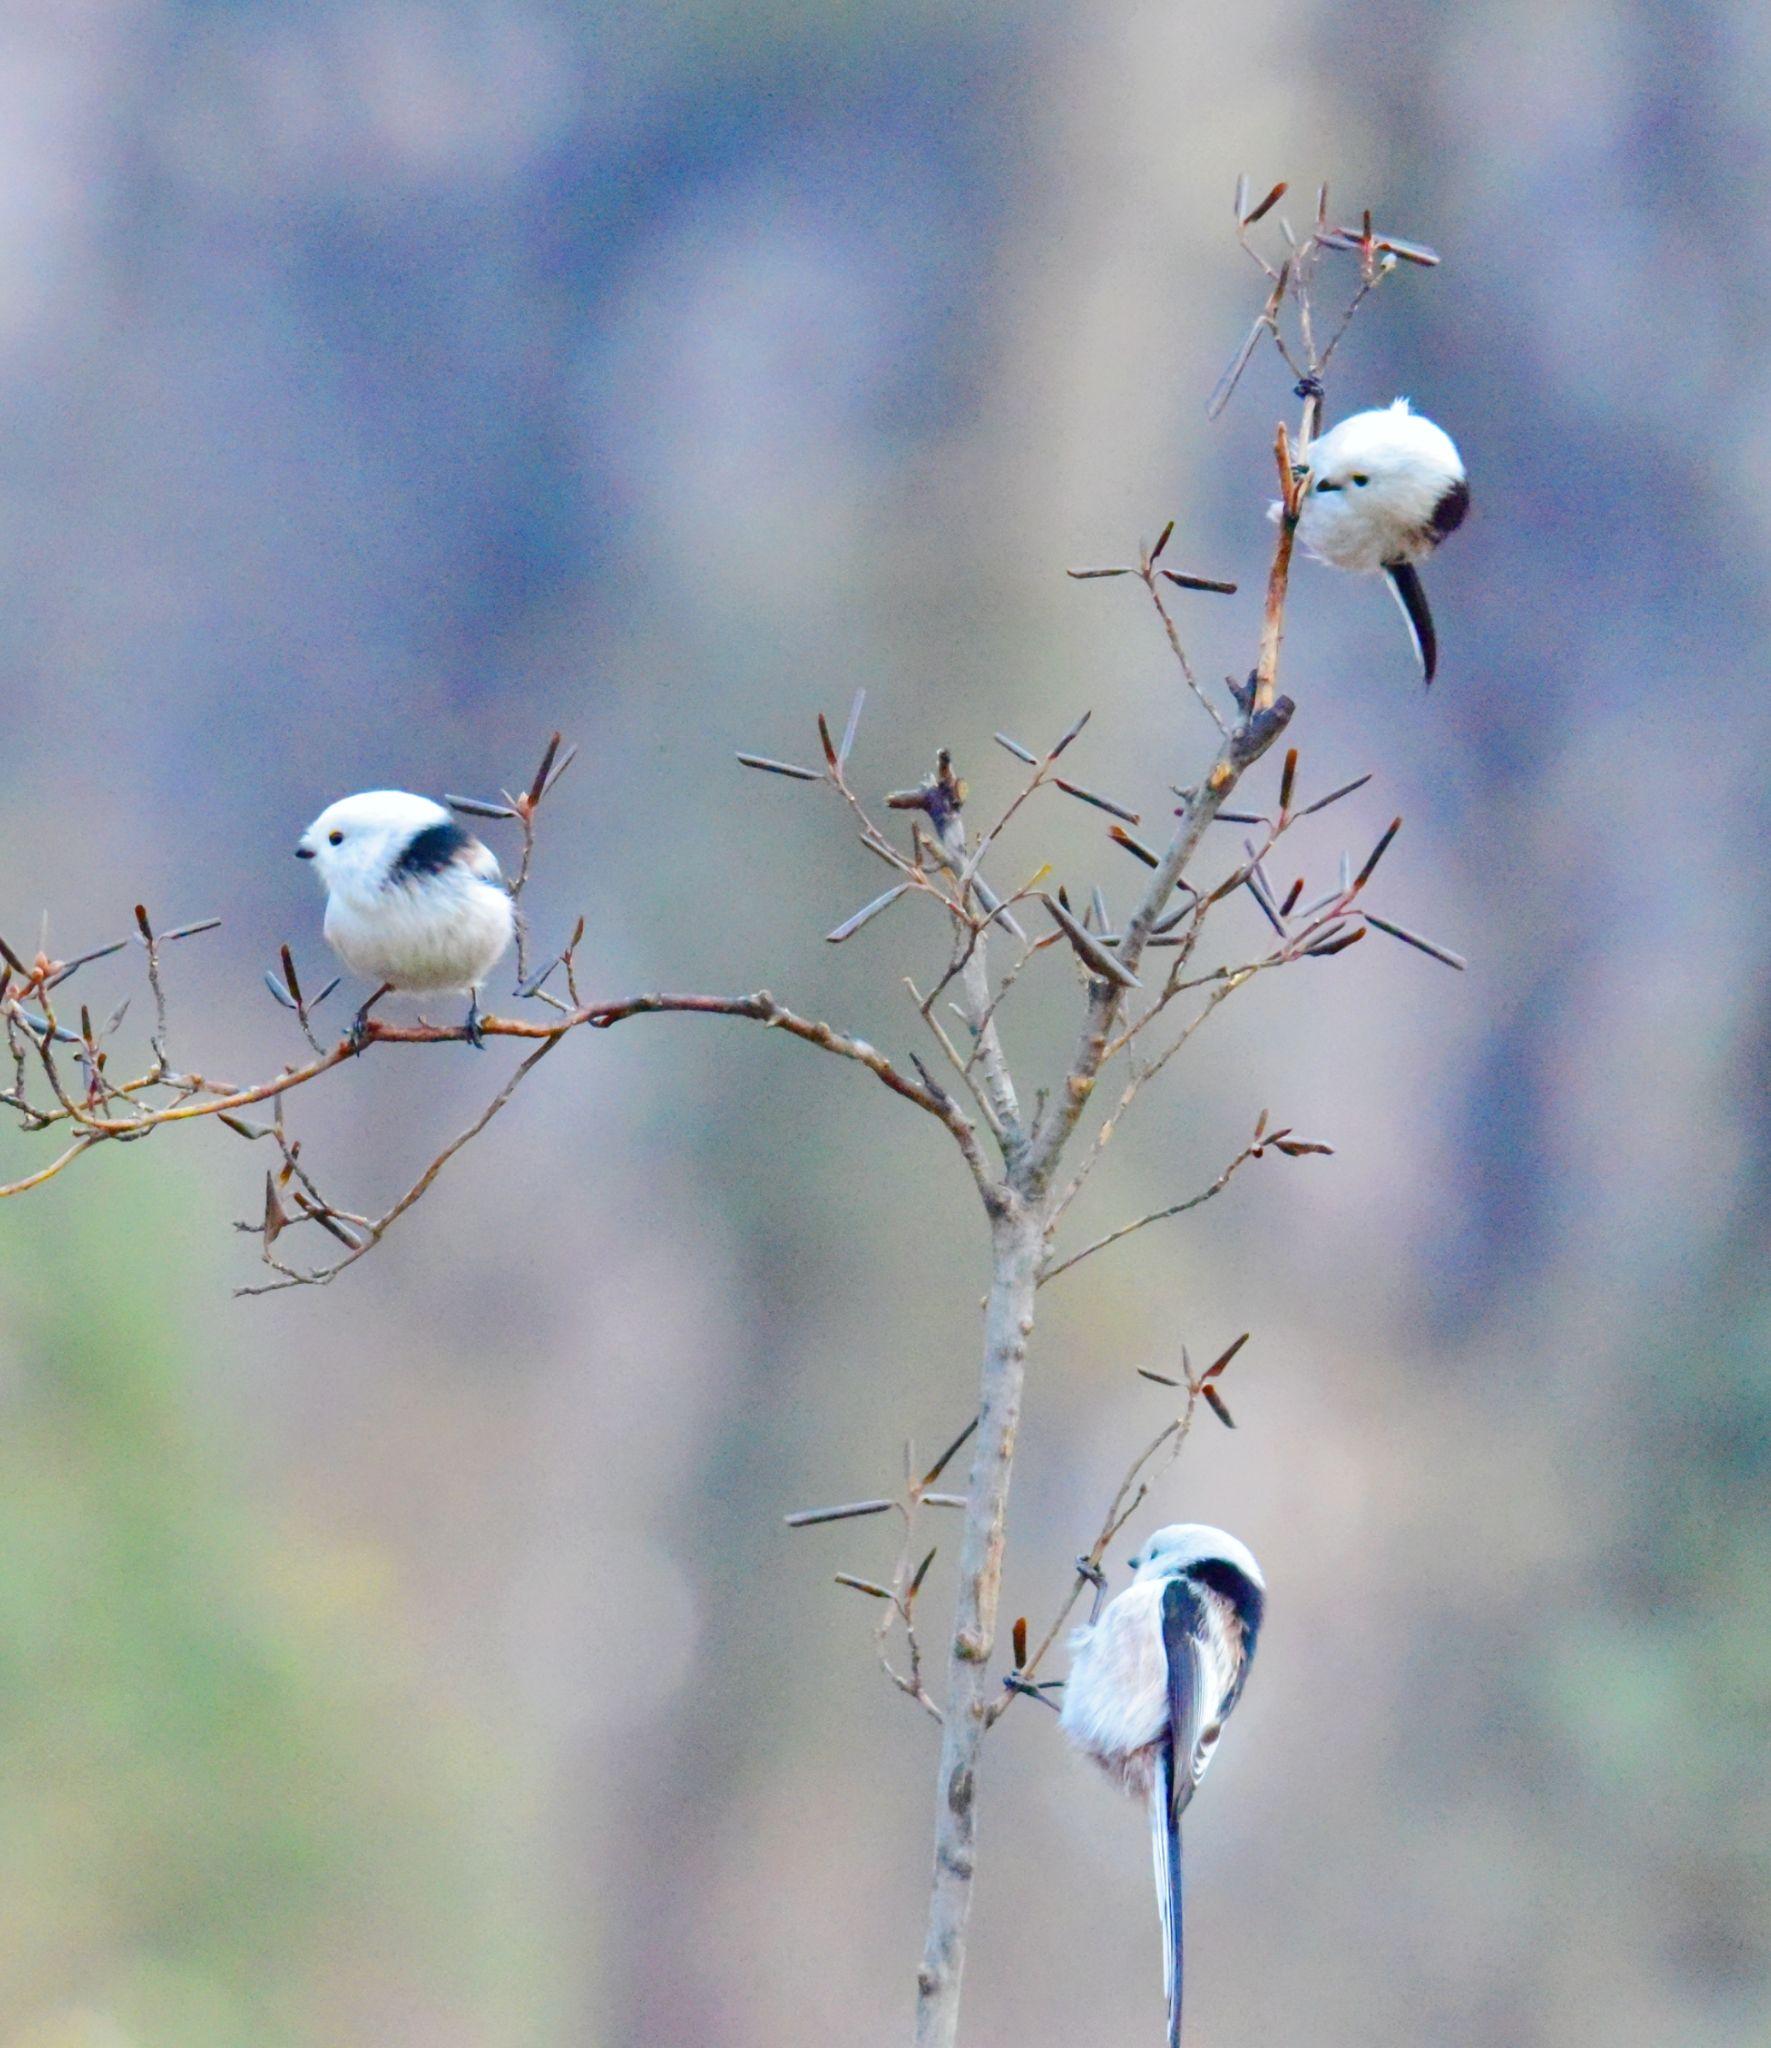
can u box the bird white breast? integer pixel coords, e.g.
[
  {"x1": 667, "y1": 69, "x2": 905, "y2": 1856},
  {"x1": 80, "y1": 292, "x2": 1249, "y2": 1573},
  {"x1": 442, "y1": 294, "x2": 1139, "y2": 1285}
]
[
  {"x1": 323, "y1": 869, "x2": 513, "y2": 994},
  {"x1": 1060, "y1": 1573, "x2": 1244, "y2": 1802},
  {"x1": 1060, "y1": 1577, "x2": 1174, "y2": 1798}
]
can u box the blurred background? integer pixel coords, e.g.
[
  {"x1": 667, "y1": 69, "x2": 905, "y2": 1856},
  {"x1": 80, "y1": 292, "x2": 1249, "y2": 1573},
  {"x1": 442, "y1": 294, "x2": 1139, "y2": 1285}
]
[{"x1": 1, "y1": 2, "x2": 1766, "y2": 2044}]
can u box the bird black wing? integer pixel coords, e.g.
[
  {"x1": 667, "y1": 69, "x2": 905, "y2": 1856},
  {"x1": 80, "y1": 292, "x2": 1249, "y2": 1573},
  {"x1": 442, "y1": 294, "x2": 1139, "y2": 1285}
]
[
  {"x1": 389, "y1": 819, "x2": 474, "y2": 882},
  {"x1": 1153, "y1": 1574, "x2": 1211, "y2": 2048},
  {"x1": 1430, "y1": 476, "x2": 1470, "y2": 540},
  {"x1": 1384, "y1": 560, "x2": 1438, "y2": 685}
]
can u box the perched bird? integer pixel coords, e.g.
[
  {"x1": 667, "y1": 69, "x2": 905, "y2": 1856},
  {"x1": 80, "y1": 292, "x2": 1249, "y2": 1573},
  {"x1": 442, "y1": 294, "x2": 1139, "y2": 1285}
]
[
  {"x1": 1060, "y1": 1525, "x2": 1265, "y2": 2047},
  {"x1": 295, "y1": 790, "x2": 514, "y2": 1045},
  {"x1": 1283, "y1": 397, "x2": 1468, "y2": 682}
]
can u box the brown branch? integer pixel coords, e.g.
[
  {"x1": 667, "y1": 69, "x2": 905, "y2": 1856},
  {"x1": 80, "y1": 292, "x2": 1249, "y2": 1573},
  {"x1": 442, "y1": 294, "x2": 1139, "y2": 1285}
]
[
  {"x1": 1255, "y1": 421, "x2": 1301, "y2": 714},
  {"x1": 996, "y1": 1380, "x2": 1204, "y2": 1722},
  {"x1": 238, "y1": 1034, "x2": 567, "y2": 1292},
  {"x1": 1046, "y1": 761, "x2": 1398, "y2": 1235},
  {"x1": 874, "y1": 1493, "x2": 943, "y2": 1725},
  {"x1": 890, "y1": 752, "x2": 1023, "y2": 1150},
  {"x1": 589, "y1": 992, "x2": 990, "y2": 1184},
  {"x1": 5, "y1": 980, "x2": 998, "y2": 1304},
  {"x1": 3, "y1": 985, "x2": 991, "y2": 1191},
  {"x1": 789, "y1": 1420, "x2": 981, "y2": 1727},
  {"x1": 1049, "y1": 970, "x2": 1253, "y2": 1231},
  {"x1": 961, "y1": 931, "x2": 1061, "y2": 1075},
  {"x1": 447, "y1": 730, "x2": 578, "y2": 985},
  {"x1": 1141, "y1": 558, "x2": 1229, "y2": 735},
  {"x1": 1023, "y1": 695, "x2": 1292, "y2": 1193},
  {"x1": 0, "y1": 1134, "x2": 97, "y2": 1198},
  {"x1": 1040, "y1": 1140, "x2": 1263, "y2": 1286}
]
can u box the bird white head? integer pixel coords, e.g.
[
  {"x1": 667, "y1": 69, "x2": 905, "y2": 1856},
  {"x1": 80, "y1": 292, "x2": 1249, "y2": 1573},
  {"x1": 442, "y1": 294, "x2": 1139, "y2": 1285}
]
[
  {"x1": 1127, "y1": 1523, "x2": 1266, "y2": 1591},
  {"x1": 1303, "y1": 397, "x2": 1464, "y2": 522},
  {"x1": 295, "y1": 790, "x2": 461, "y2": 900}
]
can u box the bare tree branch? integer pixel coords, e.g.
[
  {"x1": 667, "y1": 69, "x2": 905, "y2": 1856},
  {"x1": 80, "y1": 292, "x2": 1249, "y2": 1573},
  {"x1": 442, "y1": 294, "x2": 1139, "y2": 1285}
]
[
  {"x1": 237, "y1": 1034, "x2": 567, "y2": 1293},
  {"x1": 1039, "y1": 1139, "x2": 1264, "y2": 1286},
  {"x1": 3, "y1": 178, "x2": 1454, "y2": 2048}
]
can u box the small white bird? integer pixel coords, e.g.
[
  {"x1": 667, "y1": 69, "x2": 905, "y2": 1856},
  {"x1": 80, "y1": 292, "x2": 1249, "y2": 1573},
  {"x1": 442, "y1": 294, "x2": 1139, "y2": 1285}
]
[
  {"x1": 1283, "y1": 397, "x2": 1468, "y2": 683},
  {"x1": 1060, "y1": 1524, "x2": 1265, "y2": 2048},
  {"x1": 295, "y1": 790, "x2": 514, "y2": 1045}
]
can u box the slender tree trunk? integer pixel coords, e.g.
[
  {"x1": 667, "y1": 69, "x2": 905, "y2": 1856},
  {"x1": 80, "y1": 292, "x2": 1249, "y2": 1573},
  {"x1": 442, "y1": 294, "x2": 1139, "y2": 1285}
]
[
  {"x1": 913, "y1": 1186, "x2": 1045, "y2": 2047},
  {"x1": 909, "y1": 705, "x2": 1292, "y2": 2045}
]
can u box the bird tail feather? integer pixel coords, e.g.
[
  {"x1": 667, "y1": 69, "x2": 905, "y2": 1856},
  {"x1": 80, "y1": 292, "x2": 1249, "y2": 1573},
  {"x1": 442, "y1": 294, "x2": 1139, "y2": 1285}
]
[
  {"x1": 1383, "y1": 561, "x2": 1438, "y2": 685},
  {"x1": 1149, "y1": 1746, "x2": 1184, "y2": 2048}
]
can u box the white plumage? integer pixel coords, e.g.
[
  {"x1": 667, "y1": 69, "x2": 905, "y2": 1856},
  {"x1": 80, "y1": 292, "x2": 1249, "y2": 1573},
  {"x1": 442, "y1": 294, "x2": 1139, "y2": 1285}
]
[
  {"x1": 1061, "y1": 1524, "x2": 1264, "y2": 2047},
  {"x1": 296, "y1": 790, "x2": 514, "y2": 1038},
  {"x1": 1279, "y1": 397, "x2": 1468, "y2": 681}
]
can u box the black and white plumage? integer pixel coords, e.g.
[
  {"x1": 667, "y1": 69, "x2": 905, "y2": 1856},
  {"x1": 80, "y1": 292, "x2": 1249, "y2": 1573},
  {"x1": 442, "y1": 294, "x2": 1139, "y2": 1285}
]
[
  {"x1": 1280, "y1": 398, "x2": 1468, "y2": 683},
  {"x1": 295, "y1": 790, "x2": 514, "y2": 1042},
  {"x1": 1060, "y1": 1525, "x2": 1265, "y2": 2048}
]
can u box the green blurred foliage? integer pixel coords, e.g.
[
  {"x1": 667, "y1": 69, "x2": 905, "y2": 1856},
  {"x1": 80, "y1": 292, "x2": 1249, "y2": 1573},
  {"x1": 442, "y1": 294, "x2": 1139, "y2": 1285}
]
[{"x1": 0, "y1": 1170, "x2": 559, "y2": 2047}]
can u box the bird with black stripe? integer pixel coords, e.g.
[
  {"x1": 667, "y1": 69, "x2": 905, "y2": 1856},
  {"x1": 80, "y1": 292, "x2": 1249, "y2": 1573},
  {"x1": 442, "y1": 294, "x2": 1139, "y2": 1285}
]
[
  {"x1": 1060, "y1": 1524, "x2": 1265, "y2": 2047},
  {"x1": 296, "y1": 791, "x2": 514, "y2": 1047},
  {"x1": 1280, "y1": 397, "x2": 1468, "y2": 683}
]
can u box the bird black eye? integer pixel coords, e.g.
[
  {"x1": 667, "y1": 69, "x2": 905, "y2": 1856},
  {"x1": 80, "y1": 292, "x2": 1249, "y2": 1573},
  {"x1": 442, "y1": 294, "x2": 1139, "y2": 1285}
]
[
  {"x1": 328, "y1": 830, "x2": 344, "y2": 845},
  {"x1": 1351, "y1": 473, "x2": 1370, "y2": 486}
]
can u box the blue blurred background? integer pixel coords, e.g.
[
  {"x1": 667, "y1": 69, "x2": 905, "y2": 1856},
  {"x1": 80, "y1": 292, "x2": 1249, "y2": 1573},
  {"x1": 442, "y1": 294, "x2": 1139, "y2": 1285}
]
[{"x1": 1, "y1": 3, "x2": 1766, "y2": 2044}]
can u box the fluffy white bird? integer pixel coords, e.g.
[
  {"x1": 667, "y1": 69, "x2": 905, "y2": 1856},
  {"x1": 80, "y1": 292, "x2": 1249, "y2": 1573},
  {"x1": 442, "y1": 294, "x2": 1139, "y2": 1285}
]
[
  {"x1": 1060, "y1": 1524, "x2": 1265, "y2": 2048},
  {"x1": 295, "y1": 790, "x2": 514, "y2": 1045},
  {"x1": 1284, "y1": 397, "x2": 1468, "y2": 683}
]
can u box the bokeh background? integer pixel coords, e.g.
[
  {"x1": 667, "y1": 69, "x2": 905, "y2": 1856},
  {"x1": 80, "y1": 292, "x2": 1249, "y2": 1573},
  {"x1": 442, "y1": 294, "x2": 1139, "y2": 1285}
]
[{"x1": 1, "y1": 3, "x2": 1766, "y2": 2044}]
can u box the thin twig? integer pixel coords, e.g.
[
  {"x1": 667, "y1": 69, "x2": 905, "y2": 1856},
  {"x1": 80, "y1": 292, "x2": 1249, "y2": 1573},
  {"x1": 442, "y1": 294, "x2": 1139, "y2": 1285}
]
[
  {"x1": 1142, "y1": 562, "x2": 1229, "y2": 735},
  {"x1": 1040, "y1": 1142, "x2": 1262, "y2": 1285},
  {"x1": 992, "y1": 1382, "x2": 1205, "y2": 1723},
  {"x1": 237, "y1": 1035, "x2": 566, "y2": 1292}
]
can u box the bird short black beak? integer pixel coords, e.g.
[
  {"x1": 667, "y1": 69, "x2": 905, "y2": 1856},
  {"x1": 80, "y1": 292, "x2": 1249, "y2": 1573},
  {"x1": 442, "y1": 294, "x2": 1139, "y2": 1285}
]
[{"x1": 294, "y1": 846, "x2": 315, "y2": 860}]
